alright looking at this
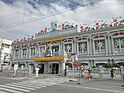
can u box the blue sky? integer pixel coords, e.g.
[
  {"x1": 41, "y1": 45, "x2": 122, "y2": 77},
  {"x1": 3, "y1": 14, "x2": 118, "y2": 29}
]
[{"x1": 0, "y1": 0, "x2": 124, "y2": 40}]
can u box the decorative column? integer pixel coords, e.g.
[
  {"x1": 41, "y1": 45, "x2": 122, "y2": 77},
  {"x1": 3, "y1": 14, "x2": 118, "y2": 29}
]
[
  {"x1": 27, "y1": 45, "x2": 29, "y2": 59},
  {"x1": 19, "y1": 48, "x2": 22, "y2": 59},
  {"x1": 105, "y1": 33, "x2": 108, "y2": 55},
  {"x1": 60, "y1": 41, "x2": 63, "y2": 56},
  {"x1": 73, "y1": 37, "x2": 77, "y2": 53},
  {"x1": 107, "y1": 33, "x2": 112, "y2": 55},
  {"x1": 28, "y1": 47, "x2": 31, "y2": 58},
  {"x1": 92, "y1": 39, "x2": 95, "y2": 56},
  {"x1": 88, "y1": 35, "x2": 93, "y2": 55},
  {"x1": 61, "y1": 62, "x2": 65, "y2": 75},
  {"x1": 44, "y1": 62, "x2": 48, "y2": 74}
]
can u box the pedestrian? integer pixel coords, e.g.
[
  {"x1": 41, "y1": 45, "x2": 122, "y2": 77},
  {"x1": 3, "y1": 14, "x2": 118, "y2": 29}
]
[
  {"x1": 81, "y1": 70, "x2": 84, "y2": 79},
  {"x1": 35, "y1": 67, "x2": 40, "y2": 78},
  {"x1": 110, "y1": 68, "x2": 114, "y2": 79},
  {"x1": 88, "y1": 68, "x2": 92, "y2": 80},
  {"x1": 13, "y1": 63, "x2": 18, "y2": 77},
  {"x1": 64, "y1": 69, "x2": 67, "y2": 76}
]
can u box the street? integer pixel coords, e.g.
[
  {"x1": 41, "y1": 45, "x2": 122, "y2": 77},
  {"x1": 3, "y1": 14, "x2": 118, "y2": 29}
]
[{"x1": 0, "y1": 75, "x2": 124, "y2": 93}]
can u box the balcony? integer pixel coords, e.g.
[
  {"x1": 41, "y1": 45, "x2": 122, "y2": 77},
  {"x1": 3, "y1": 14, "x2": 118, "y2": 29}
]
[{"x1": 32, "y1": 52, "x2": 64, "y2": 62}]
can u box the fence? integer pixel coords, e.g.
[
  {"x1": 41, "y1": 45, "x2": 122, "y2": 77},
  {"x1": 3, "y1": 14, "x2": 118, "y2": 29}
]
[{"x1": 67, "y1": 68, "x2": 124, "y2": 81}]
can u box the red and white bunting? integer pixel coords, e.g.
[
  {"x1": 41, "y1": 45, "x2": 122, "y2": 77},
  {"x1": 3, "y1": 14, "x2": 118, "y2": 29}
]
[
  {"x1": 61, "y1": 23, "x2": 64, "y2": 30},
  {"x1": 80, "y1": 25, "x2": 84, "y2": 32},
  {"x1": 96, "y1": 22, "x2": 100, "y2": 30},
  {"x1": 113, "y1": 19, "x2": 118, "y2": 27},
  {"x1": 32, "y1": 36, "x2": 35, "y2": 40},
  {"x1": 24, "y1": 37, "x2": 26, "y2": 42}
]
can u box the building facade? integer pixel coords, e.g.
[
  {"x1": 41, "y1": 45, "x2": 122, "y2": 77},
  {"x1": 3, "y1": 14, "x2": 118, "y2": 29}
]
[
  {"x1": 11, "y1": 25, "x2": 124, "y2": 74},
  {"x1": 0, "y1": 38, "x2": 12, "y2": 71}
]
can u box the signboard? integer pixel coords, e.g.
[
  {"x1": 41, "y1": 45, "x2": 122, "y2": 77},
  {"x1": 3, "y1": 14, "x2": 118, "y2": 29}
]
[{"x1": 73, "y1": 61, "x2": 81, "y2": 68}]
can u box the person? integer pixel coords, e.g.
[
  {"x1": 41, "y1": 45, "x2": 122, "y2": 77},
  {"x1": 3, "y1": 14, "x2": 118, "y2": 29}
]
[
  {"x1": 64, "y1": 69, "x2": 67, "y2": 76},
  {"x1": 35, "y1": 67, "x2": 40, "y2": 78},
  {"x1": 81, "y1": 70, "x2": 84, "y2": 79},
  {"x1": 13, "y1": 63, "x2": 18, "y2": 77},
  {"x1": 88, "y1": 68, "x2": 92, "y2": 80},
  {"x1": 110, "y1": 68, "x2": 114, "y2": 79}
]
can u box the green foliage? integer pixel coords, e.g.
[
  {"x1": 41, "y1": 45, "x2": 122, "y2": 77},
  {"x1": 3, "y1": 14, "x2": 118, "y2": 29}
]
[
  {"x1": 92, "y1": 66, "x2": 96, "y2": 68},
  {"x1": 104, "y1": 62, "x2": 120, "y2": 68}
]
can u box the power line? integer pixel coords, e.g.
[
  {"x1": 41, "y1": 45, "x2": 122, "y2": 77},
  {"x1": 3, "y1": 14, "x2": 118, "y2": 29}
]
[
  {"x1": 0, "y1": 0, "x2": 99, "y2": 31},
  {"x1": 0, "y1": 8, "x2": 71, "y2": 30}
]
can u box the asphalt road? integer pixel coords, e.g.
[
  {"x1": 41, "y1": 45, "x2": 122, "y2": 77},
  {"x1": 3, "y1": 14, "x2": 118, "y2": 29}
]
[{"x1": 0, "y1": 76, "x2": 124, "y2": 93}]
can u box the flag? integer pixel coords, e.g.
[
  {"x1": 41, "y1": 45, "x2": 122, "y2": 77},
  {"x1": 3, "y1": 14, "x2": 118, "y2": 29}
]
[
  {"x1": 16, "y1": 38, "x2": 19, "y2": 42},
  {"x1": 96, "y1": 22, "x2": 100, "y2": 30},
  {"x1": 80, "y1": 25, "x2": 84, "y2": 32},
  {"x1": 32, "y1": 36, "x2": 35, "y2": 40},
  {"x1": 24, "y1": 37, "x2": 26, "y2": 42},
  {"x1": 61, "y1": 23, "x2": 64, "y2": 30},
  {"x1": 113, "y1": 19, "x2": 118, "y2": 27},
  {"x1": 85, "y1": 26, "x2": 89, "y2": 31},
  {"x1": 44, "y1": 27, "x2": 47, "y2": 32},
  {"x1": 120, "y1": 19, "x2": 124, "y2": 26},
  {"x1": 28, "y1": 38, "x2": 31, "y2": 42},
  {"x1": 20, "y1": 38, "x2": 23, "y2": 42}
]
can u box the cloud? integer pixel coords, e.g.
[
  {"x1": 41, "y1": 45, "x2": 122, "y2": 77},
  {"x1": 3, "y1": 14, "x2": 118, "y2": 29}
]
[{"x1": 0, "y1": 0, "x2": 124, "y2": 40}]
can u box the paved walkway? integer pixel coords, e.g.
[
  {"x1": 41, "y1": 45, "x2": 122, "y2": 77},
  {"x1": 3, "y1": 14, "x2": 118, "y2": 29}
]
[{"x1": 0, "y1": 70, "x2": 123, "y2": 85}]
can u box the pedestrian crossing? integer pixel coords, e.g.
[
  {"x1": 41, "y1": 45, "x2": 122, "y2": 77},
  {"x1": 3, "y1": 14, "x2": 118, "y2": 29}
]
[{"x1": 0, "y1": 77, "x2": 69, "y2": 93}]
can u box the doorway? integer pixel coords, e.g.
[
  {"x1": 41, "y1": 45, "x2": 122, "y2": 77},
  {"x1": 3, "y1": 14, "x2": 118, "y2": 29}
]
[
  {"x1": 52, "y1": 63, "x2": 59, "y2": 74},
  {"x1": 38, "y1": 64, "x2": 44, "y2": 74}
]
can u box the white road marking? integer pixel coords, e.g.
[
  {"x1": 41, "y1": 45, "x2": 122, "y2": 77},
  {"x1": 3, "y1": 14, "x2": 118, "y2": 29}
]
[
  {"x1": 0, "y1": 91, "x2": 8, "y2": 93},
  {"x1": 0, "y1": 87, "x2": 23, "y2": 93},
  {"x1": 0, "y1": 85, "x2": 30, "y2": 92},
  {"x1": 57, "y1": 84, "x2": 124, "y2": 93},
  {"x1": 0, "y1": 77, "x2": 68, "y2": 93},
  {"x1": 5, "y1": 84, "x2": 36, "y2": 90}
]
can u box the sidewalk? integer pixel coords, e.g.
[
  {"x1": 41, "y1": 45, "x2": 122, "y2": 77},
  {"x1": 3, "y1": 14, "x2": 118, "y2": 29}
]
[
  {"x1": 0, "y1": 70, "x2": 69, "y2": 80},
  {"x1": 1, "y1": 70, "x2": 122, "y2": 85}
]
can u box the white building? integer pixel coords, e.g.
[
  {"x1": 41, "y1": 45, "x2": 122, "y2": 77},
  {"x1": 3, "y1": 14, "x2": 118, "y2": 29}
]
[
  {"x1": 0, "y1": 38, "x2": 12, "y2": 71},
  {"x1": 11, "y1": 22, "x2": 124, "y2": 74}
]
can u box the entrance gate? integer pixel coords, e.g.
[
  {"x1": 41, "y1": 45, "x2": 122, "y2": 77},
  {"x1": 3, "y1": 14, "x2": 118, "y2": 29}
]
[{"x1": 52, "y1": 63, "x2": 59, "y2": 74}]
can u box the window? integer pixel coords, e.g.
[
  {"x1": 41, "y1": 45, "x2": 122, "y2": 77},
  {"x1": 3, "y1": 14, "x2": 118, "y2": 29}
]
[
  {"x1": 31, "y1": 48, "x2": 35, "y2": 56},
  {"x1": 78, "y1": 42, "x2": 87, "y2": 54},
  {"x1": 15, "y1": 50, "x2": 19, "y2": 58},
  {"x1": 52, "y1": 46, "x2": 59, "y2": 56},
  {"x1": 113, "y1": 38, "x2": 124, "y2": 52},
  {"x1": 2, "y1": 44, "x2": 10, "y2": 48},
  {"x1": 23, "y1": 49, "x2": 27, "y2": 58},
  {"x1": 65, "y1": 44, "x2": 72, "y2": 53},
  {"x1": 94, "y1": 40, "x2": 105, "y2": 54}
]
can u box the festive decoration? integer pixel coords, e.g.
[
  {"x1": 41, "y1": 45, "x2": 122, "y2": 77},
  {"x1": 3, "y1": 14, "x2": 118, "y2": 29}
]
[
  {"x1": 96, "y1": 22, "x2": 100, "y2": 30},
  {"x1": 80, "y1": 25, "x2": 84, "y2": 32},
  {"x1": 61, "y1": 23, "x2": 65, "y2": 30},
  {"x1": 113, "y1": 19, "x2": 118, "y2": 27}
]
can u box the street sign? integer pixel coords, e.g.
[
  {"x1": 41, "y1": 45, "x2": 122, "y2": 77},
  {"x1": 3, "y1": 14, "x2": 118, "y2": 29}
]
[{"x1": 73, "y1": 61, "x2": 81, "y2": 68}]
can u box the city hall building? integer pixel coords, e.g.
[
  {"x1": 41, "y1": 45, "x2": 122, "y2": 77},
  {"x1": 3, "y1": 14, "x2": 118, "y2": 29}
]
[{"x1": 11, "y1": 24, "x2": 124, "y2": 74}]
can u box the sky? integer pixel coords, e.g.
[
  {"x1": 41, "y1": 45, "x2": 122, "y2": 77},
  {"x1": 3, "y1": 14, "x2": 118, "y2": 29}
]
[{"x1": 0, "y1": 0, "x2": 124, "y2": 40}]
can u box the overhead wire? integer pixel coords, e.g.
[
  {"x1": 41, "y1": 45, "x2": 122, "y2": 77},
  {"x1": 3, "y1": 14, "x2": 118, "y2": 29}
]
[{"x1": 0, "y1": 0, "x2": 98, "y2": 33}]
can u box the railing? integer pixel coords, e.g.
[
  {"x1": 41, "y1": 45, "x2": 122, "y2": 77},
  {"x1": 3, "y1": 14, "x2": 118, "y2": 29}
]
[{"x1": 67, "y1": 67, "x2": 124, "y2": 80}]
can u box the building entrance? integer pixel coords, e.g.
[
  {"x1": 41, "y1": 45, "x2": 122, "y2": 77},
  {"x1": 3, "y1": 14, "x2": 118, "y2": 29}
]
[
  {"x1": 38, "y1": 64, "x2": 44, "y2": 74},
  {"x1": 52, "y1": 63, "x2": 59, "y2": 74}
]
